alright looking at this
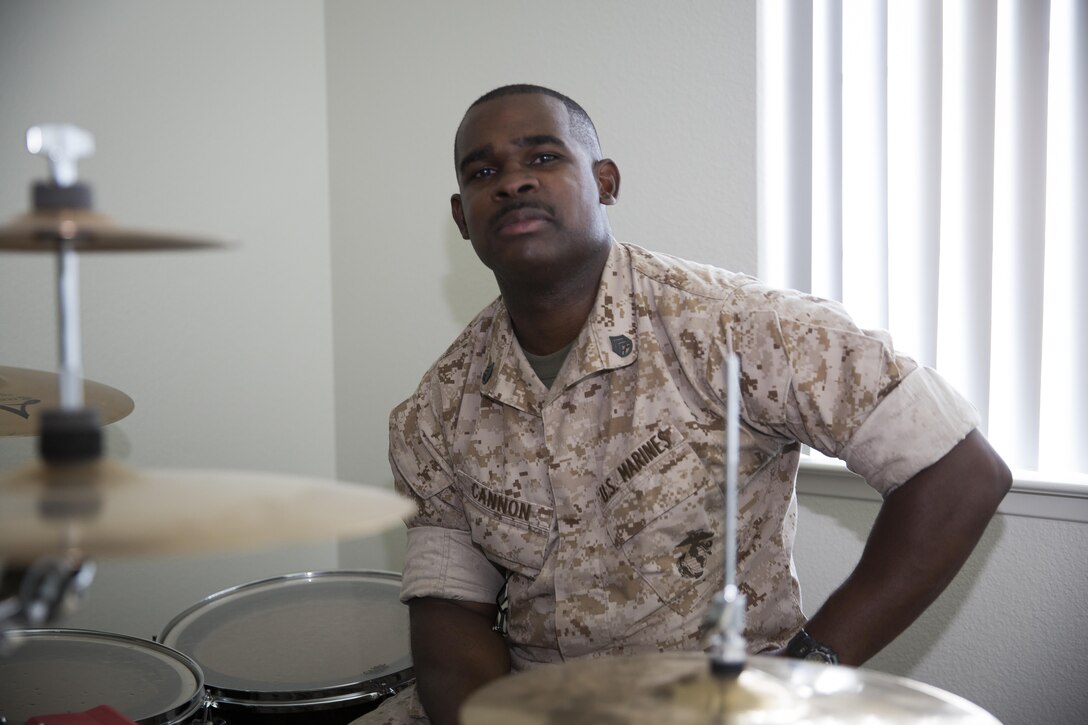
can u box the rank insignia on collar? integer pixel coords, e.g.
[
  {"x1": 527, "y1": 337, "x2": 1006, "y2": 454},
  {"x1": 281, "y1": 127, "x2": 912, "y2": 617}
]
[
  {"x1": 609, "y1": 335, "x2": 633, "y2": 358},
  {"x1": 482, "y1": 362, "x2": 495, "y2": 384}
]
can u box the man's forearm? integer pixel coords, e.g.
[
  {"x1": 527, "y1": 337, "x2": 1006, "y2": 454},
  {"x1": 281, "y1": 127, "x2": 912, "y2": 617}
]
[
  {"x1": 409, "y1": 597, "x2": 511, "y2": 725},
  {"x1": 803, "y1": 429, "x2": 1011, "y2": 666}
]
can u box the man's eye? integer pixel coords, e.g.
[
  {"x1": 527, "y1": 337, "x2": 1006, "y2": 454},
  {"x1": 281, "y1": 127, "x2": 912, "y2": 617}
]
[
  {"x1": 471, "y1": 167, "x2": 495, "y2": 180},
  {"x1": 533, "y1": 153, "x2": 558, "y2": 164}
]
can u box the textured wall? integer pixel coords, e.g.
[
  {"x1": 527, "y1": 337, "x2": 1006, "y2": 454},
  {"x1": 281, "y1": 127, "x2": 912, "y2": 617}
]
[{"x1": 795, "y1": 476, "x2": 1088, "y2": 724}]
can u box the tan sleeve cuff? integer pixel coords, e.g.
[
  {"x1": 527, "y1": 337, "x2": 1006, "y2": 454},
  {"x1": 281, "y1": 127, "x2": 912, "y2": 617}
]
[
  {"x1": 842, "y1": 367, "x2": 981, "y2": 496},
  {"x1": 400, "y1": 525, "x2": 506, "y2": 604}
]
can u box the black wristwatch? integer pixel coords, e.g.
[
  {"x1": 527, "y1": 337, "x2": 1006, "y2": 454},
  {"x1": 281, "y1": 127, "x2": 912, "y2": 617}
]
[{"x1": 785, "y1": 628, "x2": 840, "y2": 665}]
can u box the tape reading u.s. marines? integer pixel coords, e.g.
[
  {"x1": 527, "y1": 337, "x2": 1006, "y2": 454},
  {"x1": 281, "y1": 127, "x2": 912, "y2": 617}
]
[{"x1": 596, "y1": 429, "x2": 674, "y2": 505}]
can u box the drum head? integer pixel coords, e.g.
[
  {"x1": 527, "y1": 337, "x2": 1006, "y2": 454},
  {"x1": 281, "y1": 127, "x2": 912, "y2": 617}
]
[
  {"x1": 0, "y1": 629, "x2": 205, "y2": 725},
  {"x1": 159, "y1": 570, "x2": 412, "y2": 709}
]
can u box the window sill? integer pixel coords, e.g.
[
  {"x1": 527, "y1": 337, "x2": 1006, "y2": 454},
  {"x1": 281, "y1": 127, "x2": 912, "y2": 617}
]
[{"x1": 796, "y1": 457, "x2": 1088, "y2": 524}]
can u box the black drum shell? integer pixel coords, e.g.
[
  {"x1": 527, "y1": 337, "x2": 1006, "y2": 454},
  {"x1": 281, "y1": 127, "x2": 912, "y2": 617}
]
[{"x1": 203, "y1": 698, "x2": 381, "y2": 725}]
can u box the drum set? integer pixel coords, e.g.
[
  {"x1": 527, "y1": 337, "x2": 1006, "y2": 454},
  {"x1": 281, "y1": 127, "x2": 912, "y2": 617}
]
[
  {"x1": 0, "y1": 571, "x2": 414, "y2": 724},
  {"x1": 0, "y1": 125, "x2": 416, "y2": 723},
  {"x1": 0, "y1": 125, "x2": 1001, "y2": 724}
]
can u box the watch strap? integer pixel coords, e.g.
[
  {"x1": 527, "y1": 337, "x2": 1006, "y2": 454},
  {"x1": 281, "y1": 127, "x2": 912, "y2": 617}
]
[{"x1": 785, "y1": 627, "x2": 840, "y2": 664}]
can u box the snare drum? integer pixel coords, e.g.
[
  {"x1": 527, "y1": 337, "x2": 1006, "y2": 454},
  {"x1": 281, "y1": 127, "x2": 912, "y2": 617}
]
[
  {"x1": 159, "y1": 570, "x2": 414, "y2": 724},
  {"x1": 0, "y1": 628, "x2": 205, "y2": 724}
]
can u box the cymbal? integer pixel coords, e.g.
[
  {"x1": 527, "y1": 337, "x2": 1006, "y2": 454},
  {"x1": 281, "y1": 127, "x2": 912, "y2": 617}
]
[
  {"x1": 460, "y1": 653, "x2": 999, "y2": 724},
  {"x1": 0, "y1": 208, "x2": 228, "y2": 251},
  {"x1": 0, "y1": 366, "x2": 135, "y2": 436},
  {"x1": 0, "y1": 458, "x2": 415, "y2": 562}
]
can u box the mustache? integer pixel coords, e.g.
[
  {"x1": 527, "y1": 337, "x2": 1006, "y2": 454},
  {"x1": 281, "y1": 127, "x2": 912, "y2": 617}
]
[{"x1": 490, "y1": 200, "x2": 556, "y2": 230}]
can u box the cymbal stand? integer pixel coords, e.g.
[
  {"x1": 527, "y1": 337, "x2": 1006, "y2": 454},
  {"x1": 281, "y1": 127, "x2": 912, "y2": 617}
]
[
  {"x1": 1, "y1": 125, "x2": 101, "y2": 651},
  {"x1": 28, "y1": 124, "x2": 105, "y2": 463},
  {"x1": 702, "y1": 352, "x2": 748, "y2": 677}
]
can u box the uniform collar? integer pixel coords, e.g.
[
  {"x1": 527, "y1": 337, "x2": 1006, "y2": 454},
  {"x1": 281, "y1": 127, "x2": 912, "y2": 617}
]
[{"x1": 480, "y1": 241, "x2": 638, "y2": 413}]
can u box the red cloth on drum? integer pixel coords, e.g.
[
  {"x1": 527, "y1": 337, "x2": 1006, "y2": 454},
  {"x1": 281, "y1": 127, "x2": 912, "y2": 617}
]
[{"x1": 24, "y1": 704, "x2": 138, "y2": 725}]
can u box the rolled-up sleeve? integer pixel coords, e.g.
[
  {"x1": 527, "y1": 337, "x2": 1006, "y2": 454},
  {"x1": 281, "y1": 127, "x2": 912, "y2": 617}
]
[
  {"x1": 389, "y1": 387, "x2": 505, "y2": 605},
  {"x1": 400, "y1": 525, "x2": 506, "y2": 602},
  {"x1": 841, "y1": 366, "x2": 980, "y2": 496}
]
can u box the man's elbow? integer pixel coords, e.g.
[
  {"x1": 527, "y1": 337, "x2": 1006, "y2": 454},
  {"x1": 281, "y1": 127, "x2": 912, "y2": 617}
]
[{"x1": 961, "y1": 429, "x2": 1013, "y2": 515}]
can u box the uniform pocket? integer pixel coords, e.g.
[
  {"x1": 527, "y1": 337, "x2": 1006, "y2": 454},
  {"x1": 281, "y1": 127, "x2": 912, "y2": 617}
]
[
  {"x1": 456, "y1": 470, "x2": 555, "y2": 577},
  {"x1": 603, "y1": 442, "x2": 723, "y2": 615}
]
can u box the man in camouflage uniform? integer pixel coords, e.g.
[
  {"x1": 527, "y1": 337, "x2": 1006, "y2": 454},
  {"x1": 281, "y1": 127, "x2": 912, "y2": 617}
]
[{"x1": 357, "y1": 85, "x2": 1011, "y2": 724}]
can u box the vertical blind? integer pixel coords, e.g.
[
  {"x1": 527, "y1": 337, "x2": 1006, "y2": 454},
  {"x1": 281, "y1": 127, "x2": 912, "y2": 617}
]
[{"x1": 757, "y1": 0, "x2": 1086, "y2": 479}]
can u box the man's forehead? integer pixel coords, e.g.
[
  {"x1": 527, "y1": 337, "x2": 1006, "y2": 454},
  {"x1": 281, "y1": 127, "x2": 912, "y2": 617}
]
[{"x1": 456, "y1": 94, "x2": 573, "y2": 151}]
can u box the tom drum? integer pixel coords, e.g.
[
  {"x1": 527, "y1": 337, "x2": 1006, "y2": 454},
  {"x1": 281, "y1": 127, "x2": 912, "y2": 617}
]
[
  {"x1": 0, "y1": 628, "x2": 205, "y2": 724},
  {"x1": 159, "y1": 570, "x2": 413, "y2": 724}
]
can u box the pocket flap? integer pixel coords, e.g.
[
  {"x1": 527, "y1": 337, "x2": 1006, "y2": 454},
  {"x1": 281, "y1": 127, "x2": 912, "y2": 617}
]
[{"x1": 604, "y1": 441, "x2": 717, "y2": 545}]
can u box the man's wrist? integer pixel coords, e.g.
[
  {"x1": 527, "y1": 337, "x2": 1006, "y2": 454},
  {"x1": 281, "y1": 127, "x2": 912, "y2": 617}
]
[{"x1": 784, "y1": 627, "x2": 840, "y2": 665}]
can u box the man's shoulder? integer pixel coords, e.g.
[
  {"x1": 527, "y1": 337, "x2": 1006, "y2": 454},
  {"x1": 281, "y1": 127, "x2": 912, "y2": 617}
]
[
  {"x1": 621, "y1": 242, "x2": 758, "y2": 303},
  {"x1": 621, "y1": 242, "x2": 862, "y2": 330},
  {"x1": 439, "y1": 297, "x2": 503, "y2": 362},
  {"x1": 395, "y1": 297, "x2": 501, "y2": 411}
]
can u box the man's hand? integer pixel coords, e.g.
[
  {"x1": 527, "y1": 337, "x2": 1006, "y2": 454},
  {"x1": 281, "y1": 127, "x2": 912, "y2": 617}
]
[
  {"x1": 801, "y1": 429, "x2": 1011, "y2": 666},
  {"x1": 409, "y1": 596, "x2": 511, "y2": 725}
]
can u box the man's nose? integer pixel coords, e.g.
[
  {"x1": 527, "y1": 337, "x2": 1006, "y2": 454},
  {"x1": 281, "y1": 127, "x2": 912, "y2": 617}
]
[{"x1": 493, "y1": 168, "x2": 538, "y2": 199}]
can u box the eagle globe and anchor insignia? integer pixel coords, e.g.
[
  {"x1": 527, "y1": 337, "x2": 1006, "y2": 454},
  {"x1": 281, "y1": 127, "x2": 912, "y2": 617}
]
[{"x1": 675, "y1": 529, "x2": 715, "y2": 579}]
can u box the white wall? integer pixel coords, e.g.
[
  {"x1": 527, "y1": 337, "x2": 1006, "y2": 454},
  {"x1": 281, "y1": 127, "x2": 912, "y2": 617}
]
[
  {"x1": 1, "y1": 2, "x2": 1083, "y2": 724},
  {"x1": 0, "y1": 0, "x2": 339, "y2": 640}
]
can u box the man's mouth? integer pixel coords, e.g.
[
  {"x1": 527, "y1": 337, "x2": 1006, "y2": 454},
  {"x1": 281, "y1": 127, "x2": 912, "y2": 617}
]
[{"x1": 492, "y1": 204, "x2": 553, "y2": 236}]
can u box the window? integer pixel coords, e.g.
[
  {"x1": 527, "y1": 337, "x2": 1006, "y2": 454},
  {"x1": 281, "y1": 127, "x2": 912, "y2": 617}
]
[{"x1": 758, "y1": 0, "x2": 1086, "y2": 481}]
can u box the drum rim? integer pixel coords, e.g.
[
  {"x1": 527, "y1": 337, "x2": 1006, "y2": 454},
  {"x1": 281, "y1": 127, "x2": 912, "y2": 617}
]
[
  {"x1": 2, "y1": 627, "x2": 207, "y2": 725},
  {"x1": 159, "y1": 569, "x2": 414, "y2": 708}
]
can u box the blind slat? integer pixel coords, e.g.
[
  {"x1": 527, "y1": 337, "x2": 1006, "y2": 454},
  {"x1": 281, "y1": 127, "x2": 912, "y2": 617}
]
[
  {"x1": 988, "y1": 0, "x2": 1050, "y2": 470},
  {"x1": 811, "y1": 0, "x2": 843, "y2": 302},
  {"x1": 887, "y1": 0, "x2": 943, "y2": 367},
  {"x1": 840, "y1": 0, "x2": 888, "y2": 332},
  {"x1": 936, "y1": 0, "x2": 998, "y2": 426},
  {"x1": 1038, "y1": 0, "x2": 1088, "y2": 474}
]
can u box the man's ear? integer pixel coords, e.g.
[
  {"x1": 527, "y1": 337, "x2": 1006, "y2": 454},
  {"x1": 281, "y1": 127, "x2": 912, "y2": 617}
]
[
  {"x1": 450, "y1": 194, "x2": 470, "y2": 239},
  {"x1": 595, "y1": 159, "x2": 621, "y2": 205}
]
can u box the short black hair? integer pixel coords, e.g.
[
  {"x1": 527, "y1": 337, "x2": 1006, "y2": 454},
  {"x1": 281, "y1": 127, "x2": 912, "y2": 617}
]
[{"x1": 456, "y1": 84, "x2": 603, "y2": 162}]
